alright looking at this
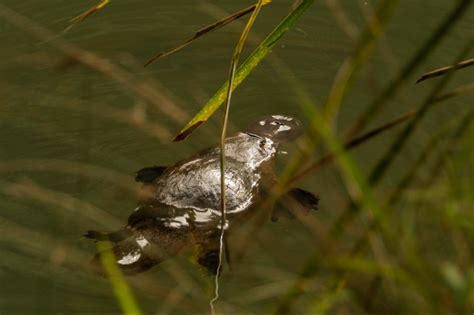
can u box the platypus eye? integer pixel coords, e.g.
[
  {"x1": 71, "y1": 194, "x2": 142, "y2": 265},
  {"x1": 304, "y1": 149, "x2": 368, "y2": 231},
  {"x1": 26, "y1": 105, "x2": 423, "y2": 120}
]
[
  {"x1": 246, "y1": 132, "x2": 263, "y2": 139},
  {"x1": 245, "y1": 115, "x2": 302, "y2": 143}
]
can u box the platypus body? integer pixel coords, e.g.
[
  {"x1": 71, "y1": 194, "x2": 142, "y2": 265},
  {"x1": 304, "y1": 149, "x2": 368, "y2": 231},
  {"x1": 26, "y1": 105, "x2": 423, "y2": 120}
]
[{"x1": 86, "y1": 115, "x2": 318, "y2": 275}]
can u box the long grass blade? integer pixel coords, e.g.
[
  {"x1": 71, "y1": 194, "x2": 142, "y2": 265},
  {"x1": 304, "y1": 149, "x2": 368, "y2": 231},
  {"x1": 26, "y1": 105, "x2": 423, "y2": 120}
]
[
  {"x1": 211, "y1": 1, "x2": 268, "y2": 314},
  {"x1": 144, "y1": 2, "x2": 272, "y2": 67},
  {"x1": 173, "y1": 0, "x2": 315, "y2": 142},
  {"x1": 65, "y1": 0, "x2": 110, "y2": 32},
  {"x1": 417, "y1": 58, "x2": 474, "y2": 83}
]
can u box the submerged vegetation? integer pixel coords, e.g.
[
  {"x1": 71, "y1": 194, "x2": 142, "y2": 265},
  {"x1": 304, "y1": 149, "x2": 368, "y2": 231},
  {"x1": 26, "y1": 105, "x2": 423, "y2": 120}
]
[{"x1": 0, "y1": 0, "x2": 474, "y2": 314}]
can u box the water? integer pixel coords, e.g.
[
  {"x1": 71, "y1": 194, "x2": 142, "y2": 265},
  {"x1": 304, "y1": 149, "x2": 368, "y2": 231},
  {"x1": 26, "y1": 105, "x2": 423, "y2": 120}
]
[{"x1": 1, "y1": 1, "x2": 474, "y2": 314}]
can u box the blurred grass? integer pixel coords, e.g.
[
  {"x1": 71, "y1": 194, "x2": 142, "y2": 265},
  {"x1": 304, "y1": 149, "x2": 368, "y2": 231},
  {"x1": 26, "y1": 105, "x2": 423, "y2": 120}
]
[
  {"x1": 330, "y1": 35, "x2": 474, "y2": 240},
  {"x1": 0, "y1": 1, "x2": 474, "y2": 315},
  {"x1": 96, "y1": 241, "x2": 143, "y2": 315},
  {"x1": 348, "y1": 0, "x2": 473, "y2": 137}
]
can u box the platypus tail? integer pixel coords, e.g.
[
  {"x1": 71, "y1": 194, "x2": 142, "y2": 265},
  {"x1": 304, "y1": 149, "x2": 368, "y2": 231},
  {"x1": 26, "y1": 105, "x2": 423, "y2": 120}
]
[
  {"x1": 83, "y1": 229, "x2": 130, "y2": 243},
  {"x1": 86, "y1": 226, "x2": 189, "y2": 275},
  {"x1": 89, "y1": 237, "x2": 158, "y2": 275}
]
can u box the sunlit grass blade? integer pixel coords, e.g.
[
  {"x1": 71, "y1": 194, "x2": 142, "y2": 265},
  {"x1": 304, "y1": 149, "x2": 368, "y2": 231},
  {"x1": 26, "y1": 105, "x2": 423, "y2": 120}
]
[
  {"x1": 96, "y1": 241, "x2": 143, "y2": 315},
  {"x1": 417, "y1": 58, "x2": 474, "y2": 83},
  {"x1": 144, "y1": 2, "x2": 272, "y2": 67},
  {"x1": 211, "y1": 1, "x2": 268, "y2": 313},
  {"x1": 347, "y1": 0, "x2": 473, "y2": 137},
  {"x1": 65, "y1": 0, "x2": 110, "y2": 32},
  {"x1": 173, "y1": 0, "x2": 315, "y2": 142}
]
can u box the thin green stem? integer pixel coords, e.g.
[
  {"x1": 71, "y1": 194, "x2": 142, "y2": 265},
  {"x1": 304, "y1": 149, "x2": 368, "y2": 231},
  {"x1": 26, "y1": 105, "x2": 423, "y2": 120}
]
[{"x1": 211, "y1": 1, "x2": 267, "y2": 313}]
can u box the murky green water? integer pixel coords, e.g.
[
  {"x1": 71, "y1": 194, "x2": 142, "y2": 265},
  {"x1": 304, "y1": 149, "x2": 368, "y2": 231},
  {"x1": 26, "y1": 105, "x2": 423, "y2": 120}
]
[{"x1": 1, "y1": 1, "x2": 474, "y2": 314}]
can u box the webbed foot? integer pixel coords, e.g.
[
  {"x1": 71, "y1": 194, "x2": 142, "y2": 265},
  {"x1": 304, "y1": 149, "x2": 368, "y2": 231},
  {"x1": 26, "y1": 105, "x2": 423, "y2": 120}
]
[
  {"x1": 197, "y1": 250, "x2": 220, "y2": 275},
  {"x1": 135, "y1": 166, "x2": 168, "y2": 183},
  {"x1": 272, "y1": 188, "x2": 319, "y2": 222},
  {"x1": 83, "y1": 229, "x2": 130, "y2": 242},
  {"x1": 289, "y1": 188, "x2": 319, "y2": 210}
]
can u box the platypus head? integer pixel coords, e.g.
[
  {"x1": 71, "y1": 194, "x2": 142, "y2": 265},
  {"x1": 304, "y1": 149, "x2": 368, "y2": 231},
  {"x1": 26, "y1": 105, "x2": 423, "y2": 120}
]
[{"x1": 245, "y1": 115, "x2": 303, "y2": 143}]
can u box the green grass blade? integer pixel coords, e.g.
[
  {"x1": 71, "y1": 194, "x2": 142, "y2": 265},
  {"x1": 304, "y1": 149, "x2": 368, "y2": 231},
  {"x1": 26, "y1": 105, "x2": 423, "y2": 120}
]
[
  {"x1": 173, "y1": 0, "x2": 315, "y2": 142},
  {"x1": 96, "y1": 241, "x2": 143, "y2": 315}
]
